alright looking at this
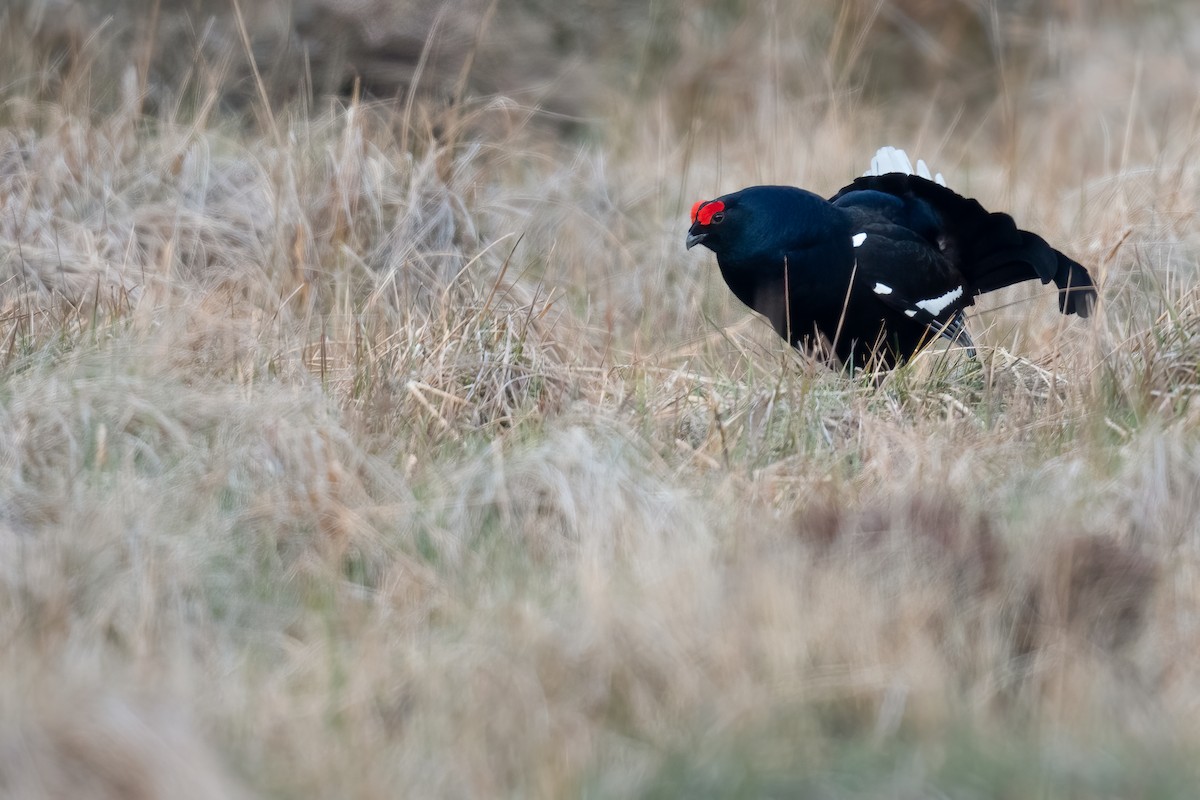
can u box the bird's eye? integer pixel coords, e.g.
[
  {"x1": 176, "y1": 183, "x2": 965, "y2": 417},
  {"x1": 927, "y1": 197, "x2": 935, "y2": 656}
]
[{"x1": 710, "y1": 212, "x2": 725, "y2": 224}]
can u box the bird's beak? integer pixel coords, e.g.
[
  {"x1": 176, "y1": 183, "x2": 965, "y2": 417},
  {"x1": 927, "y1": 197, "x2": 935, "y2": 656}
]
[{"x1": 685, "y1": 225, "x2": 707, "y2": 250}]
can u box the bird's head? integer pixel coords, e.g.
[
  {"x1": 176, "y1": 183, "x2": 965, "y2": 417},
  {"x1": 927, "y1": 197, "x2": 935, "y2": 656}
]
[
  {"x1": 685, "y1": 186, "x2": 843, "y2": 265},
  {"x1": 685, "y1": 199, "x2": 727, "y2": 253}
]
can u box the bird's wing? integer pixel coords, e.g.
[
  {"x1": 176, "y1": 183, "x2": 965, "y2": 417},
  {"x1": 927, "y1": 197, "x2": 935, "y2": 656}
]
[
  {"x1": 831, "y1": 172, "x2": 1096, "y2": 317},
  {"x1": 848, "y1": 228, "x2": 978, "y2": 356}
]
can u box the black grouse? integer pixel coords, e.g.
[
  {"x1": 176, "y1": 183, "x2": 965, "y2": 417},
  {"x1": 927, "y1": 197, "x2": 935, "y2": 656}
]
[{"x1": 686, "y1": 147, "x2": 1096, "y2": 370}]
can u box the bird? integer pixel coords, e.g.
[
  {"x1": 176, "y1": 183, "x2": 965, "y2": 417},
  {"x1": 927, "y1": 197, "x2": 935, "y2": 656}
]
[{"x1": 686, "y1": 147, "x2": 1096, "y2": 370}]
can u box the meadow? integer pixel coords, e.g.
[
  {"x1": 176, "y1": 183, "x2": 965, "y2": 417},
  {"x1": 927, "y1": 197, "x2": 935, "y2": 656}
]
[{"x1": 2, "y1": 1, "x2": 1200, "y2": 797}]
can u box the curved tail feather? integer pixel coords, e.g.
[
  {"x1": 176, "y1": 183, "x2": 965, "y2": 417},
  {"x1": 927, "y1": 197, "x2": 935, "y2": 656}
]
[{"x1": 1054, "y1": 250, "x2": 1096, "y2": 317}]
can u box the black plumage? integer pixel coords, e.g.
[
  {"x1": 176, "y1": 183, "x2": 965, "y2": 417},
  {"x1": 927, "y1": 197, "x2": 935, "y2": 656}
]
[{"x1": 686, "y1": 149, "x2": 1096, "y2": 370}]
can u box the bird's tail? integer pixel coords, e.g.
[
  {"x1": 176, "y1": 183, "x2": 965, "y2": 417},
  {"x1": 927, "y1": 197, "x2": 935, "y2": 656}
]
[
  {"x1": 964, "y1": 229, "x2": 1097, "y2": 318},
  {"x1": 865, "y1": 145, "x2": 946, "y2": 187},
  {"x1": 1053, "y1": 252, "x2": 1097, "y2": 317}
]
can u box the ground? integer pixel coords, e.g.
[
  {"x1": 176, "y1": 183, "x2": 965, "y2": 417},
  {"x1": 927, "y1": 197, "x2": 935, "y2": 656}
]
[{"x1": 1, "y1": 2, "x2": 1199, "y2": 797}]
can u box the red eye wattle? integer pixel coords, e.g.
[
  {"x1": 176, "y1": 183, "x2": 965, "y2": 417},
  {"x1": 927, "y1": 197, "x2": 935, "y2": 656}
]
[{"x1": 697, "y1": 200, "x2": 725, "y2": 226}]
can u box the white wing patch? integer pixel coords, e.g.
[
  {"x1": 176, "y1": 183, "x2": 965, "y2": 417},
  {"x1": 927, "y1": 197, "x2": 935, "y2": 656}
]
[
  {"x1": 865, "y1": 146, "x2": 947, "y2": 187},
  {"x1": 872, "y1": 282, "x2": 893, "y2": 295},
  {"x1": 915, "y1": 286, "x2": 964, "y2": 316},
  {"x1": 852, "y1": 233, "x2": 868, "y2": 247}
]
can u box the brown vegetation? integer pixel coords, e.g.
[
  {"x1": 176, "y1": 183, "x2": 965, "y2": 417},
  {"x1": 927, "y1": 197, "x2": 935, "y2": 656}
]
[{"x1": 1, "y1": 0, "x2": 1199, "y2": 796}]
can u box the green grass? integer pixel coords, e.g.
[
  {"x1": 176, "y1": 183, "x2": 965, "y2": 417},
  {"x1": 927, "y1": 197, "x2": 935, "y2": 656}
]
[{"x1": 612, "y1": 729, "x2": 1200, "y2": 800}]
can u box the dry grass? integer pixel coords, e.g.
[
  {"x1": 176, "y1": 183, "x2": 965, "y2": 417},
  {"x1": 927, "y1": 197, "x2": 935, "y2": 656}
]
[{"x1": 2, "y1": 2, "x2": 1200, "y2": 797}]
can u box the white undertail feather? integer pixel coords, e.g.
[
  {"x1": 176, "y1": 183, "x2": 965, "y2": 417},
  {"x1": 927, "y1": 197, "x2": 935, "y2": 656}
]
[{"x1": 866, "y1": 146, "x2": 946, "y2": 187}]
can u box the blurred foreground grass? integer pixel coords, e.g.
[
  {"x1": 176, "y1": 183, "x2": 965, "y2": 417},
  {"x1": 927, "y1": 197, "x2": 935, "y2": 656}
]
[{"x1": 2, "y1": 2, "x2": 1200, "y2": 797}]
